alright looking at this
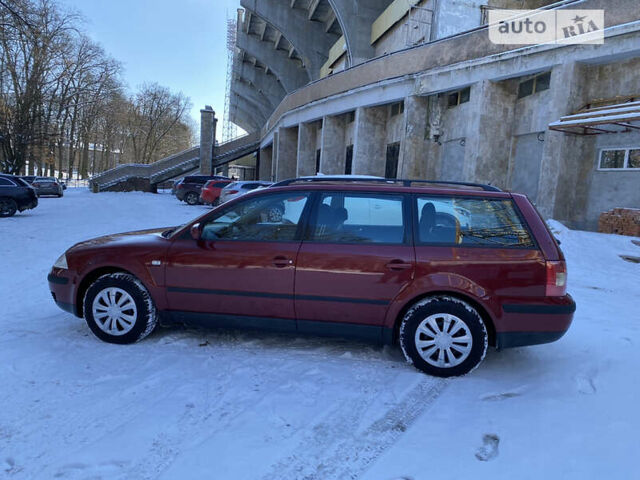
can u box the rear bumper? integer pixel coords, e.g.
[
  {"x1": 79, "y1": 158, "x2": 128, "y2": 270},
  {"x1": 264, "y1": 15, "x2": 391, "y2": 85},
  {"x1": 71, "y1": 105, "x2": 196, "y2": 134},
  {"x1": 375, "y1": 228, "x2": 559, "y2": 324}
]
[
  {"x1": 496, "y1": 294, "x2": 575, "y2": 349},
  {"x1": 18, "y1": 197, "x2": 38, "y2": 211}
]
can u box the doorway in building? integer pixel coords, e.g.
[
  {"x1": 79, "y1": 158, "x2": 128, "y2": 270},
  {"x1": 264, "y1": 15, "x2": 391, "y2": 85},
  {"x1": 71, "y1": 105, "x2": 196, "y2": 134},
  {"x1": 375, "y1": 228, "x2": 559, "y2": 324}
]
[
  {"x1": 440, "y1": 139, "x2": 466, "y2": 181},
  {"x1": 345, "y1": 145, "x2": 353, "y2": 175},
  {"x1": 385, "y1": 142, "x2": 400, "y2": 179},
  {"x1": 511, "y1": 133, "x2": 544, "y2": 201}
]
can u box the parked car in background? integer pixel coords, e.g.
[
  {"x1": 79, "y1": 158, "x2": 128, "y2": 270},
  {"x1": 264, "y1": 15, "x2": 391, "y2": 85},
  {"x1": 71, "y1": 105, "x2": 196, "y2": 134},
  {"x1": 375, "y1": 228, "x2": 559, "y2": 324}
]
[
  {"x1": 219, "y1": 181, "x2": 273, "y2": 204},
  {"x1": 200, "y1": 179, "x2": 232, "y2": 206},
  {"x1": 32, "y1": 177, "x2": 64, "y2": 197},
  {"x1": 20, "y1": 175, "x2": 36, "y2": 184},
  {"x1": 48, "y1": 176, "x2": 575, "y2": 377},
  {"x1": 171, "y1": 179, "x2": 182, "y2": 196},
  {"x1": 176, "y1": 175, "x2": 229, "y2": 205},
  {"x1": 0, "y1": 174, "x2": 38, "y2": 217}
]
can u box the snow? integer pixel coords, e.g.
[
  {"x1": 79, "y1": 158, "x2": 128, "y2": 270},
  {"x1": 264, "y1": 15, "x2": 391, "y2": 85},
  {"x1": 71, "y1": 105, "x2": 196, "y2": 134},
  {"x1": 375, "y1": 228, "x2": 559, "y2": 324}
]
[{"x1": 1, "y1": 189, "x2": 639, "y2": 479}]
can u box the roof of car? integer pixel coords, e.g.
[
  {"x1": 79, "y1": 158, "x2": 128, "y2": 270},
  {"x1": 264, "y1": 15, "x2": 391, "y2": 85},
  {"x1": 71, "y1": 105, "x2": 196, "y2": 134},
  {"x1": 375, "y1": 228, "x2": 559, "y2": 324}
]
[{"x1": 266, "y1": 177, "x2": 510, "y2": 197}]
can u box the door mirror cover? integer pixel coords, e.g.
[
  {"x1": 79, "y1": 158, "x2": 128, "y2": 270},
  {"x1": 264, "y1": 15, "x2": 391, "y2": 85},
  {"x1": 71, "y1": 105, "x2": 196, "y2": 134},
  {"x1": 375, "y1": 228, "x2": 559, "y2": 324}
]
[{"x1": 190, "y1": 223, "x2": 202, "y2": 241}]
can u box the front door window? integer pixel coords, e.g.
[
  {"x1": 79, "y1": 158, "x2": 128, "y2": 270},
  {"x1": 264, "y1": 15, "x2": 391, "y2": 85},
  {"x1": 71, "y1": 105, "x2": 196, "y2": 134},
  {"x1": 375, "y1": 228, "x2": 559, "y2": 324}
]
[{"x1": 201, "y1": 192, "x2": 310, "y2": 242}]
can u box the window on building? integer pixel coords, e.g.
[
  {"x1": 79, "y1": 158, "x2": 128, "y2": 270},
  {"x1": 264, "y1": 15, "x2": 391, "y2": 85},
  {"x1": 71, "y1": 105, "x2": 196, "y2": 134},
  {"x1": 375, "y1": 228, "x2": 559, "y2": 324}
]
[
  {"x1": 390, "y1": 102, "x2": 404, "y2": 117},
  {"x1": 345, "y1": 145, "x2": 353, "y2": 175},
  {"x1": 385, "y1": 142, "x2": 400, "y2": 179},
  {"x1": 447, "y1": 87, "x2": 471, "y2": 108},
  {"x1": 599, "y1": 148, "x2": 640, "y2": 170},
  {"x1": 315, "y1": 149, "x2": 322, "y2": 173},
  {"x1": 518, "y1": 72, "x2": 551, "y2": 99},
  {"x1": 346, "y1": 111, "x2": 355, "y2": 123}
]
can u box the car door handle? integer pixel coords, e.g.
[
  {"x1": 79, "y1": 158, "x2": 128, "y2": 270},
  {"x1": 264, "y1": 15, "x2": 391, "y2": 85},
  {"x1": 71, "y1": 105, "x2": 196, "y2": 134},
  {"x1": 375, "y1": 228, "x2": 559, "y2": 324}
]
[
  {"x1": 386, "y1": 260, "x2": 412, "y2": 271},
  {"x1": 273, "y1": 256, "x2": 293, "y2": 268}
]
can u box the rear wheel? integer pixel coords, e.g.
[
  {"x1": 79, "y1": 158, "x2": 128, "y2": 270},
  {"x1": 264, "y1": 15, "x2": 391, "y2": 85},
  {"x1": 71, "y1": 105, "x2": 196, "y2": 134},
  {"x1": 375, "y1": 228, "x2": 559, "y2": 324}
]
[
  {"x1": 399, "y1": 296, "x2": 488, "y2": 377},
  {"x1": 83, "y1": 273, "x2": 158, "y2": 344},
  {"x1": 185, "y1": 192, "x2": 199, "y2": 205},
  {"x1": 0, "y1": 198, "x2": 17, "y2": 217}
]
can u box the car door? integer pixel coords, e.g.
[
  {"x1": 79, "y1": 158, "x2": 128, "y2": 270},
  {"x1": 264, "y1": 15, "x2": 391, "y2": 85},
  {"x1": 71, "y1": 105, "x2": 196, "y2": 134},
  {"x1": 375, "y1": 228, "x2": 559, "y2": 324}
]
[
  {"x1": 294, "y1": 191, "x2": 415, "y2": 339},
  {"x1": 165, "y1": 191, "x2": 312, "y2": 330}
]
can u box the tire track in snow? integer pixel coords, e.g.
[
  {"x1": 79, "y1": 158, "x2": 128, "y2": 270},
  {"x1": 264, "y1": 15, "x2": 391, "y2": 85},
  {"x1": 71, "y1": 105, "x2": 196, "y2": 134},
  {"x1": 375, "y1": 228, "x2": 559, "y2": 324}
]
[{"x1": 262, "y1": 377, "x2": 448, "y2": 480}]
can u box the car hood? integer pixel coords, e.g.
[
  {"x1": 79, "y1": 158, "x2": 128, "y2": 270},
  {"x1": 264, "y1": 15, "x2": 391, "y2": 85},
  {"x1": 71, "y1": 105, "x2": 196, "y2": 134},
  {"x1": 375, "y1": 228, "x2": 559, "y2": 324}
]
[{"x1": 68, "y1": 227, "x2": 173, "y2": 252}]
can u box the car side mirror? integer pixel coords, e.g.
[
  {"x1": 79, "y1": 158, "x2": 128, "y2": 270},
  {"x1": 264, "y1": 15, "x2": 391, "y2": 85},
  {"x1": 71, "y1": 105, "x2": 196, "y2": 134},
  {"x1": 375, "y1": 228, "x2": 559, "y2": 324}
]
[{"x1": 190, "y1": 223, "x2": 202, "y2": 241}]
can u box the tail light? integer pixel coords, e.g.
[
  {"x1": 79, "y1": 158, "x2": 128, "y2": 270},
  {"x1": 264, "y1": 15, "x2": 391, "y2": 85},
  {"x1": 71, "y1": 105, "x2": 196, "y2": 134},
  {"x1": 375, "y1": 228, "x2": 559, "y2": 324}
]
[
  {"x1": 228, "y1": 190, "x2": 239, "y2": 194},
  {"x1": 177, "y1": 184, "x2": 184, "y2": 189},
  {"x1": 545, "y1": 261, "x2": 567, "y2": 296}
]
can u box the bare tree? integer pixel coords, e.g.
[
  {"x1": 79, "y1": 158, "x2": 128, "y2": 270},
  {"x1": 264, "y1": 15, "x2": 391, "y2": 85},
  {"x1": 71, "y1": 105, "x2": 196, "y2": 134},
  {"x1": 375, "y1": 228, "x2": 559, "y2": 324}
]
[{"x1": 0, "y1": 0, "x2": 195, "y2": 178}]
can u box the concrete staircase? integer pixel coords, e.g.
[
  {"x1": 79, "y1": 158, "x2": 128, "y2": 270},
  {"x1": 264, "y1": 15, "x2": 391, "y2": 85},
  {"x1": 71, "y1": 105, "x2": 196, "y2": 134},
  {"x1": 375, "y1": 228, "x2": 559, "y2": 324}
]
[{"x1": 89, "y1": 133, "x2": 261, "y2": 192}]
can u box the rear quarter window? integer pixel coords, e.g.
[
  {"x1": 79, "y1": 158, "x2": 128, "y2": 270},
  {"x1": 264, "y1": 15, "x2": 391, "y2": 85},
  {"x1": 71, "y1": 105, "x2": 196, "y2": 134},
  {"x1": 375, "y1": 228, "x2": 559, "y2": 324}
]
[{"x1": 417, "y1": 196, "x2": 535, "y2": 248}]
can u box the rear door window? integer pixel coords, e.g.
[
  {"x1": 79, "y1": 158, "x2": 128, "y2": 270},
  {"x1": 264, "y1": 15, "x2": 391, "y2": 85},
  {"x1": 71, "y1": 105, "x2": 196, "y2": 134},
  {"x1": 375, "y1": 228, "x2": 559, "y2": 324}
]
[
  {"x1": 309, "y1": 193, "x2": 406, "y2": 244},
  {"x1": 416, "y1": 196, "x2": 534, "y2": 247}
]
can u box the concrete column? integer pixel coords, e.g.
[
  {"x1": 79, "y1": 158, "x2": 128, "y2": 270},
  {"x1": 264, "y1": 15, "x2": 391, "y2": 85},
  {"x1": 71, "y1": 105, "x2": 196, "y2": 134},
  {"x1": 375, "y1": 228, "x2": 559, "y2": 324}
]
[
  {"x1": 463, "y1": 80, "x2": 518, "y2": 187},
  {"x1": 400, "y1": 95, "x2": 429, "y2": 179},
  {"x1": 537, "y1": 62, "x2": 592, "y2": 223},
  {"x1": 199, "y1": 106, "x2": 217, "y2": 175},
  {"x1": 275, "y1": 126, "x2": 298, "y2": 181},
  {"x1": 328, "y1": 0, "x2": 390, "y2": 66},
  {"x1": 352, "y1": 106, "x2": 387, "y2": 176},
  {"x1": 259, "y1": 145, "x2": 273, "y2": 181},
  {"x1": 321, "y1": 115, "x2": 346, "y2": 175},
  {"x1": 236, "y1": 30, "x2": 309, "y2": 93},
  {"x1": 241, "y1": 0, "x2": 334, "y2": 80},
  {"x1": 297, "y1": 122, "x2": 317, "y2": 177}
]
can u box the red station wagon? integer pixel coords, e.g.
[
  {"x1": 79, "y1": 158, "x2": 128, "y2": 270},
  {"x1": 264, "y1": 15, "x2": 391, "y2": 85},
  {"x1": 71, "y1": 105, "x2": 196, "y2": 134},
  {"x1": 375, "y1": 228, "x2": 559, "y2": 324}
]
[{"x1": 48, "y1": 177, "x2": 575, "y2": 377}]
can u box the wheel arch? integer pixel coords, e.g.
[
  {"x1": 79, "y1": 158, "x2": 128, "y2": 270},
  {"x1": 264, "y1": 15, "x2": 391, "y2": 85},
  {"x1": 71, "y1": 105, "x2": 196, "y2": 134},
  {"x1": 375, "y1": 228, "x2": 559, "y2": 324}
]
[
  {"x1": 75, "y1": 266, "x2": 137, "y2": 317},
  {"x1": 391, "y1": 291, "x2": 497, "y2": 348}
]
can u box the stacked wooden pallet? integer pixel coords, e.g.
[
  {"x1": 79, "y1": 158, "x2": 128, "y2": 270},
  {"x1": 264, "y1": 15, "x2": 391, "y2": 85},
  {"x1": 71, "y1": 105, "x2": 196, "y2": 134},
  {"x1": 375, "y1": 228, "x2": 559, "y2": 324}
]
[{"x1": 598, "y1": 208, "x2": 640, "y2": 237}]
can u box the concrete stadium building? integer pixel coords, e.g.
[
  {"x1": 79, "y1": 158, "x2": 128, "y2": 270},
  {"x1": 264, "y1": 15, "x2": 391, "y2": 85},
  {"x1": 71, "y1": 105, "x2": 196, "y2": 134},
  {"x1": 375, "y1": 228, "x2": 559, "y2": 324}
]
[{"x1": 228, "y1": 0, "x2": 640, "y2": 230}]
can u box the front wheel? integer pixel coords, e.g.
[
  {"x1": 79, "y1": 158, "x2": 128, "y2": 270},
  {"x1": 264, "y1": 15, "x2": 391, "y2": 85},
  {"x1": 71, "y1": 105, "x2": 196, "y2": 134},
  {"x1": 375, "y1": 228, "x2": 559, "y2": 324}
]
[
  {"x1": 0, "y1": 198, "x2": 17, "y2": 217},
  {"x1": 83, "y1": 273, "x2": 158, "y2": 344},
  {"x1": 399, "y1": 296, "x2": 488, "y2": 377}
]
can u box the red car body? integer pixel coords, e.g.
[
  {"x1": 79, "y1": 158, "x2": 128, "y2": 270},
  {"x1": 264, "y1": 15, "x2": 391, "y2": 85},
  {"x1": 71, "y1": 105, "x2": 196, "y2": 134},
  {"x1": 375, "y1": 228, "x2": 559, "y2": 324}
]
[
  {"x1": 49, "y1": 181, "x2": 574, "y2": 355},
  {"x1": 199, "y1": 179, "x2": 232, "y2": 205}
]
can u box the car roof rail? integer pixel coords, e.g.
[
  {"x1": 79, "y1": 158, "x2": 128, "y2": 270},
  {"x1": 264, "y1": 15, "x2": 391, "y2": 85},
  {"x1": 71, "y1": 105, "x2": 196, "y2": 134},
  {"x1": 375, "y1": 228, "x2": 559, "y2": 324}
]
[{"x1": 272, "y1": 176, "x2": 502, "y2": 192}]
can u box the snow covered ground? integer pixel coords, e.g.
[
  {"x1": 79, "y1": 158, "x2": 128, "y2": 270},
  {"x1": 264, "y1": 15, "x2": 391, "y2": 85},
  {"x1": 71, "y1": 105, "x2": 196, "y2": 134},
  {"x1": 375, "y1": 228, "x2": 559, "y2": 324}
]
[{"x1": 1, "y1": 188, "x2": 638, "y2": 479}]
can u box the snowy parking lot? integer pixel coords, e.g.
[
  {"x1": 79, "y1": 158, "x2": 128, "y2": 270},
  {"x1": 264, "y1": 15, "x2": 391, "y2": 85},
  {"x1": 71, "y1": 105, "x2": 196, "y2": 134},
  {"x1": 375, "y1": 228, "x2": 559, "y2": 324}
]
[{"x1": 1, "y1": 188, "x2": 639, "y2": 479}]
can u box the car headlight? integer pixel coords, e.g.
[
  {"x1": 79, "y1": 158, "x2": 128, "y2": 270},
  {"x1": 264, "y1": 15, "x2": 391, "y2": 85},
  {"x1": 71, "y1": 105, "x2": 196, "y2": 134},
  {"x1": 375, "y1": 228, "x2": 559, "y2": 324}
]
[{"x1": 53, "y1": 253, "x2": 68, "y2": 269}]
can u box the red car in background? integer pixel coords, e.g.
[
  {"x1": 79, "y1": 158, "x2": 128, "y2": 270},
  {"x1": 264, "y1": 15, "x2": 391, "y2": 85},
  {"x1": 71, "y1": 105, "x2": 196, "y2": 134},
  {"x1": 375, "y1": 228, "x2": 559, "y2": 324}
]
[{"x1": 200, "y1": 179, "x2": 232, "y2": 206}]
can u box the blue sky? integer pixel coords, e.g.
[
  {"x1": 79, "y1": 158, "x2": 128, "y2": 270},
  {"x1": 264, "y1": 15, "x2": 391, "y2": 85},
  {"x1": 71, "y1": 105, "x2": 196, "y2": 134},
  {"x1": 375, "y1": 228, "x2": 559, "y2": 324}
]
[{"x1": 61, "y1": 0, "x2": 241, "y2": 129}]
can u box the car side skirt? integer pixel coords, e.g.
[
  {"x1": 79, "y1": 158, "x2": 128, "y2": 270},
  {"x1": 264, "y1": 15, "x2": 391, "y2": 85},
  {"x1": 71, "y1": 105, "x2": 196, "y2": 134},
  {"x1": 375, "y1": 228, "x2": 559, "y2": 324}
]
[
  {"x1": 496, "y1": 330, "x2": 568, "y2": 349},
  {"x1": 162, "y1": 310, "x2": 389, "y2": 345}
]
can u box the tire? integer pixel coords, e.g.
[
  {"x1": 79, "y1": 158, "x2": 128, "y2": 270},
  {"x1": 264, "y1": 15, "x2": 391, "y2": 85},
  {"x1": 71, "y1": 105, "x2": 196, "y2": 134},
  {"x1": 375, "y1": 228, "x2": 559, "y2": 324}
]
[
  {"x1": 185, "y1": 192, "x2": 199, "y2": 205},
  {"x1": 399, "y1": 296, "x2": 488, "y2": 377},
  {"x1": 83, "y1": 273, "x2": 158, "y2": 344},
  {"x1": 0, "y1": 198, "x2": 18, "y2": 217}
]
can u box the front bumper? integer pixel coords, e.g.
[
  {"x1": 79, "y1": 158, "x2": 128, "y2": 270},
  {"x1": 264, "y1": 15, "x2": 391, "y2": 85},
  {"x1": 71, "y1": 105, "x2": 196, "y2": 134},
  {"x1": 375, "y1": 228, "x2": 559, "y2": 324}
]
[
  {"x1": 48, "y1": 269, "x2": 80, "y2": 317},
  {"x1": 496, "y1": 294, "x2": 576, "y2": 349}
]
